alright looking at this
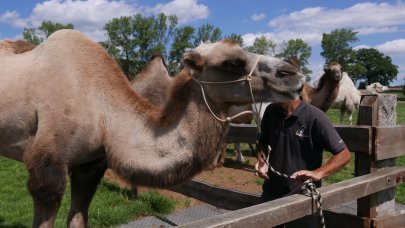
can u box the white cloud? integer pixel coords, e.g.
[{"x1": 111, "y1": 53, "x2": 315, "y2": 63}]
[
  {"x1": 353, "y1": 44, "x2": 371, "y2": 50},
  {"x1": 0, "y1": 0, "x2": 209, "y2": 41},
  {"x1": 0, "y1": 10, "x2": 27, "y2": 28},
  {"x1": 151, "y1": 0, "x2": 209, "y2": 24},
  {"x1": 267, "y1": 2, "x2": 405, "y2": 45},
  {"x1": 251, "y1": 13, "x2": 266, "y2": 21},
  {"x1": 29, "y1": 0, "x2": 137, "y2": 34},
  {"x1": 242, "y1": 30, "x2": 321, "y2": 48},
  {"x1": 375, "y1": 39, "x2": 405, "y2": 57}
]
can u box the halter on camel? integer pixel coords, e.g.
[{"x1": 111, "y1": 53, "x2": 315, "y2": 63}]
[{"x1": 192, "y1": 55, "x2": 262, "y2": 123}]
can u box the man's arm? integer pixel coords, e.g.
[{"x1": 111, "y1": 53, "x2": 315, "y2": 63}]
[{"x1": 291, "y1": 147, "x2": 351, "y2": 181}]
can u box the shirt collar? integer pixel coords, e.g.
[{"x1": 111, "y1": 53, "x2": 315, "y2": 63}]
[
  {"x1": 277, "y1": 97, "x2": 306, "y2": 119},
  {"x1": 291, "y1": 97, "x2": 306, "y2": 117}
]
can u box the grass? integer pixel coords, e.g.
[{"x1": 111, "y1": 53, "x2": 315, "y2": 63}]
[
  {"x1": 324, "y1": 98, "x2": 405, "y2": 204},
  {"x1": 0, "y1": 157, "x2": 177, "y2": 228}
]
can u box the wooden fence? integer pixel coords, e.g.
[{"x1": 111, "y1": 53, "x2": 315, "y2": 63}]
[{"x1": 171, "y1": 94, "x2": 405, "y2": 227}]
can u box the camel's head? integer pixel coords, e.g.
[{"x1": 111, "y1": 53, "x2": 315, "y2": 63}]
[
  {"x1": 324, "y1": 62, "x2": 343, "y2": 81},
  {"x1": 182, "y1": 40, "x2": 305, "y2": 105},
  {"x1": 367, "y1": 82, "x2": 388, "y2": 93}
]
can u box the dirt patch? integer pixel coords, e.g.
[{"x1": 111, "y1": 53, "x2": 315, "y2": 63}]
[{"x1": 104, "y1": 152, "x2": 262, "y2": 209}]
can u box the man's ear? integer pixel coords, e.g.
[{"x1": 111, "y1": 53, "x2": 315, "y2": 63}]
[{"x1": 182, "y1": 51, "x2": 205, "y2": 72}]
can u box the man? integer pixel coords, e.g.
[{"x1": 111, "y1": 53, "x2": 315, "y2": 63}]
[{"x1": 255, "y1": 97, "x2": 351, "y2": 227}]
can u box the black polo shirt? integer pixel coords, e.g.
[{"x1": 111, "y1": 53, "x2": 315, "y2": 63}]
[{"x1": 259, "y1": 99, "x2": 346, "y2": 200}]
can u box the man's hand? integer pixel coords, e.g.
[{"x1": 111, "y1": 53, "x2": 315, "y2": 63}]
[
  {"x1": 290, "y1": 170, "x2": 323, "y2": 181},
  {"x1": 255, "y1": 152, "x2": 269, "y2": 180}
]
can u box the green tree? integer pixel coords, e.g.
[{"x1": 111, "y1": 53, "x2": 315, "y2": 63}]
[
  {"x1": 352, "y1": 48, "x2": 398, "y2": 86},
  {"x1": 321, "y1": 28, "x2": 358, "y2": 73},
  {"x1": 224, "y1": 33, "x2": 244, "y2": 46},
  {"x1": 246, "y1": 36, "x2": 276, "y2": 55},
  {"x1": 276, "y1": 38, "x2": 312, "y2": 81},
  {"x1": 23, "y1": 20, "x2": 74, "y2": 45},
  {"x1": 169, "y1": 26, "x2": 195, "y2": 74},
  {"x1": 193, "y1": 24, "x2": 222, "y2": 45},
  {"x1": 104, "y1": 13, "x2": 178, "y2": 79}
]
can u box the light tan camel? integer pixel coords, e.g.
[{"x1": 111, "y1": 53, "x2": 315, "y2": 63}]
[
  {"x1": 130, "y1": 54, "x2": 172, "y2": 105},
  {"x1": 131, "y1": 57, "x2": 253, "y2": 164},
  {"x1": 0, "y1": 30, "x2": 304, "y2": 228}
]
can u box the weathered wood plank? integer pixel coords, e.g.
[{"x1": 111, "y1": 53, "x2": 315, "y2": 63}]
[
  {"x1": 334, "y1": 125, "x2": 372, "y2": 155},
  {"x1": 224, "y1": 123, "x2": 373, "y2": 155},
  {"x1": 169, "y1": 179, "x2": 261, "y2": 210},
  {"x1": 372, "y1": 210, "x2": 405, "y2": 228},
  {"x1": 323, "y1": 211, "x2": 372, "y2": 228},
  {"x1": 356, "y1": 94, "x2": 398, "y2": 218},
  {"x1": 374, "y1": 125, "x2": 405, "y2": 160},
  {"x1": 178, "y1": 166, "x2": 405, "y2": 228}
]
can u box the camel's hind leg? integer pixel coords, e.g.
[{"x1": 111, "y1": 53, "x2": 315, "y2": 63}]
[
  {"x1": 67, "y1": 157, "x2": 107, "y2": 228},
  {"x1": 24, "y1": 150, "x2": 68, "y2": 228}
]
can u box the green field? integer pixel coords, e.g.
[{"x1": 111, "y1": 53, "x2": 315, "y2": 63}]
[{"x1": 0, "y1": 157, "x2": 181, "y2": 227}]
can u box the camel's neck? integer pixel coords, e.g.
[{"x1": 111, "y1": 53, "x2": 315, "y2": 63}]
[
  {"x1": 309, "y1": 79, "x2": 340, "y2": 112},
  {"x1": 103, "y1": 70, "x2": 228, "y2": 188}
]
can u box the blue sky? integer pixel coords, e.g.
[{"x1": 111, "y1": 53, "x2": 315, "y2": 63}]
[{"x1": 1, "y1": 0, "x2": 404, "y2": 85}]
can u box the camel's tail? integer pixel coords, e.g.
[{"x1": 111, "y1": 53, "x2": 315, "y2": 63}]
[{"x1": 0, "y1": 40, "x2": 36, "y2": 54}]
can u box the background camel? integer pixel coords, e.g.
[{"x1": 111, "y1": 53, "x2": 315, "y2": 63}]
[
  {"x1": 301, "y1": 62, "x2": 343, "y2": 112},
  {"x1": 366, "y1": 82, "x2": 389, "y2": 94},
  {"x1": 329, "y1": 72, "x2": 362, "y2": 125},
  {"x1": 0, "y1": 30, "x2": 304, "y2": 228}
]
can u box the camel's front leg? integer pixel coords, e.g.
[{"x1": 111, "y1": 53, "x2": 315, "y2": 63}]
[
  {"x1": 25, "y1": 154, "x2": 67, "y2": 228},
  {"x1": 67, "y1": 158, "x2": 107, "y2": 228}
]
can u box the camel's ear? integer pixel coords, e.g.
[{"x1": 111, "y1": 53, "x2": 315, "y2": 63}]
[
  {"x1": 289, "y1": 57, "x2": 301, "y2": 69},
  {"x1": 182, "y1": 51, "x2": 205, "y2": 72}
]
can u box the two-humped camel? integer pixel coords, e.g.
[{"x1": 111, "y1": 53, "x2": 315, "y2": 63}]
[{"x1": 0, "y1": 30, "x2": 304, "y2": 228}]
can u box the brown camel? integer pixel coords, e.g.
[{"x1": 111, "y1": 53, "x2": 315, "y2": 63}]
[
  {"x1": 0, "y1": 30, "x2": 304, "y2": 228},
  {"x1": 301, "y1": 62, "x2": 343, "y2": 112}
]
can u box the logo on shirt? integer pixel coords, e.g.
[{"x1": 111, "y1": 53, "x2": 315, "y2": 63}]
[{"x1": 295, "y1": 126, "x2": 308, "y2": 138}]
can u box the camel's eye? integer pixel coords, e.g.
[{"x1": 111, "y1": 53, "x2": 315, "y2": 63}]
[
  {"x1": 222, "y1": 58, "x2": 246, "y2": 73},
  {"x1": 277, "y1": 70, "x2": 295, "y2": 77}
]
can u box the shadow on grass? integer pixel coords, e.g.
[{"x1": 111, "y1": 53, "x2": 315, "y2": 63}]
[
  {"x1": 100, "y1": 180, "x2": 136, "y2": 199},
  {"x1": 223, "y1": 157, "x2": 255, "y2": 172},
  {"x1": 0, "y1": 217, "x2": 27, "y2": 228}
]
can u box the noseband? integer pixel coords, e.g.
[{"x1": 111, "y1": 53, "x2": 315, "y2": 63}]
[{"x1": 192, "y1": 55, "x2": 263, "y2": 123}]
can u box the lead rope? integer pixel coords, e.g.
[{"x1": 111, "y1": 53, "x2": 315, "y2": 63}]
[
  {"x1": 259, "y1": 146, "x2": 325, "y2": 228},
  {"x1": 192, "y1": 55, "x2": 262, "y2": 123}
]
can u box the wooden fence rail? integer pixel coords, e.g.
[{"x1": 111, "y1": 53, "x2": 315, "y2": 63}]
[{"x1": 177, "y1": 166, "x2": 405, "y2": 228}]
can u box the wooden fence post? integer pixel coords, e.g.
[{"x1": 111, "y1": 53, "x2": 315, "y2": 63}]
[{"x1": 355, "y1": 94, "x2": 397, "y2": 219}]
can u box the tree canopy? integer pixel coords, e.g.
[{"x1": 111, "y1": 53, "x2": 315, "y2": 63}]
[
  {"x1": 21, "y1": 19, "x2": 400, "y2": 86},
  {"x1": 246, "y1": 36, "x2": 276, "y2": 56},
  {"x1": 277, "y1": 39, "x2": 312, "y2": 81},
  {"x1": 23, "y1": 20, "x2": 74, "y2": 45},
  {"x1": 351, "y1": 48, "x2": 398, "y2": 86}
]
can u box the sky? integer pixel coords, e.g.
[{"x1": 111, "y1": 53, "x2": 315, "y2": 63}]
[{"x1": 1, "y1": 0, "x2": 404, "y2": 86}]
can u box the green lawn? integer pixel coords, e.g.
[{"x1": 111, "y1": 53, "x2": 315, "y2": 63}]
[
  {"x1": 325, "y1": 98, "x2": 405, "y2": 204},
  {"x1": 0, "y1": 157, "x2": 178, "y2": 228}
]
